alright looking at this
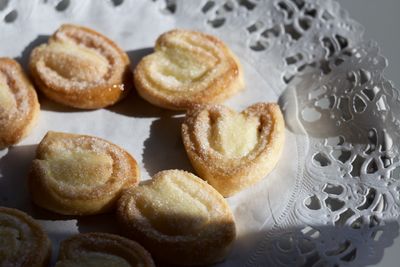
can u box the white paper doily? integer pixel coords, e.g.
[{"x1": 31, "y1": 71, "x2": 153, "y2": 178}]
[{"x1": 0, "y1": 0, "x2": 399, "y2": 266}]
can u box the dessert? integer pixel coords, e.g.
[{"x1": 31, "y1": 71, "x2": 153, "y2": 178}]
[
  {"x1": 182, "y1": 102, "x2": 285, "y2": 196},
  {"x1": 117, "y1": 169, "x2": 236, "y2": 266},
  {"x1": 0, "y1": 58, "x2": 40, "y2": 149},
  {"x1": 29, "y1": 131, "x2": 140, "y2": 215},
  {"x1": 29, "y1": 24, "x2": 131, "y2": 109},
  {"x1": 56, "y1": 232, "x2": 155, "y2": 267},
  {"x1": 134, "y1": 29, "x2": 244, "y2": 110},
  {"x1": 0, "y1": 207, "x2": 51, "y2": 267}
]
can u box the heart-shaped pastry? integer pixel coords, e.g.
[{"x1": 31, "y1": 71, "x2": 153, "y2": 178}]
[
  {"x1": 0, "y1": 58, "x2": 40, "y2": 149},
  {"x1": 182, "y1": 102, "x2": 285, "y2": 197},
  {"x1": 29, "y1": 131, "x2": 140, "y2": 215},
  {"x1": 0, "y1": 207, "x2": 51, "y2": 267},
  {"x1": 134, "y1": 29, "x2": 244, "y2": 110},
  {"x1": 55, "y1": 233, "x2": 155, "y2": 267},
  {"x1": 29, "y1": 24, "x2": 131, "y2": 109},
  {"x1": 117, "y1": 169, "x2": 236, "y2": 266}
]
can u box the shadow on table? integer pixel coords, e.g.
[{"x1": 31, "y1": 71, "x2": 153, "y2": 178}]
[
  {"x1": 142, "y1": 115, "x2": 194, "y2": 176},
  {"x1": 38, "y1": 95, "x2": 93, "y2": 113},
  {"x1": 231, "y1": 220, "x2": 399, "y2": 267},
  {"x1": 0, "y1": 144, "x2": 37, "y2": 212},
  {"x1": 16, "y1": 34, "x2": 49, "y2": 71},
  {"x1": 126, "y1": 47, "x2": 153, "y2": 70},
  {"x1": 107, "y1": 89, "x2": 181, "y2": 118},
  {"x1": 76, "y1": 212, "x2": 120, "y2": 234}
]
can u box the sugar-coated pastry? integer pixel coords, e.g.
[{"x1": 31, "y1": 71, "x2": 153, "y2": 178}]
[
  {"x1": 117, "y1": 169, "x2": 236, "y2": 266},
  {"x1": 55, "y1": 232, "x2": 155, "y2": 267},
  {"x1": 0, "y1": 207, "x2": 51, "y2": 267},
  {"x1": 0, "y1": 58, "x2": 39, "y2": 149},
  {"x1": 134, "y1": 29, "x2": 244, "y2": 110},
  {"x1": 182, "y1": 103, "x2": 285, "y2": 197},
  {"x1": 29, "y1": 24, "x2": 131, "y2": 109},
  {"x1": 29, "y1": 131, "x2": 140, "y2": 215}
]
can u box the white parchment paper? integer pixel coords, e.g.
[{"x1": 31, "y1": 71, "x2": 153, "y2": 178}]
[
  {"x1": 5, "y1": 0, "x2": 398, "y2": 266},
  {"x1": 0, "y1": 0, "x2": 299, "y2": 265}
]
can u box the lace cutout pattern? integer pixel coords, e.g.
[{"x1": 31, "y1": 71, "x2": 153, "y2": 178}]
[{"x1": 0, "y1": 0, "x2": 397, "y2": 266}]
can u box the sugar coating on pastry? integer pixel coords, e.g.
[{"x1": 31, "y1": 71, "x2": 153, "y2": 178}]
[
  {"x1": 0, "y1": 207, "x2": 51, "y2": 267},
  {"x1": 29, "y1": 131, "x2": 140, "y2": 215},
  {"x1": 56, "y1": 232, "x2": 155, "y2": 267},
  {"x1": 134, "y1": 29, "x2": 244, "y2": 110},
  {"x1": 210, "y1": 112, "x2": 260, "y2": 157},
  {"x1": 0, "y1": 58, "x2": 40, "y2": 149},
  {"x1": 117, "y1": 169, "x2": 236, "y2": 266},
  {"x1": 182, "y1": 102, "x2": 285, "y2": 197},
  {"x1": 29, "y1": 24, "x2": 131, "y2": 109}
]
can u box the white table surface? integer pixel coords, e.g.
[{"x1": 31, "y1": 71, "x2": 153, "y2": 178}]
[{"x1": 337, "y1": 1, "x2": 399, "y2": 266}]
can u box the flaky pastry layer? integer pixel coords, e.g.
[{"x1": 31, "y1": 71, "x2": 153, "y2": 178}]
[
  {"x1": 56, "y1": 232, "x2": 155, "y2": 267},
  {"x1": 0, "y1": 207, "x2": 51, "y2": 267},
  {"x1": 29, "y1": 131, "x2": 140, "y2": 215},
  {"x1": 0, "y1": 58, "x2": 40, "y2": 149},
  {"x1": 29, "y1": 24, "x2": 131, "y2": 109},
  {"x1": 117, "y1": 169, "x2": 236, "y2": 266},
  {"x1": 182, "y1": 103, "x2": 285, "y2": 197},
  {"x1": 134, "y1": 29, "x2": 244, "y2": 110}
]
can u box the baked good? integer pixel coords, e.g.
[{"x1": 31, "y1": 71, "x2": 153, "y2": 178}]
[
  {"x1": 134, "y1": 29, "x2": 244, "y2": 110},
  {"x1": 117, "y1": 169, "x2": 236, "y2": 266},
  {"x1": 182, "y1": 102, "x2": 285, "y2": 197},
  {"x1": 29, "y1": 131, "x2": 140, "y2": 215},
  {"x1": 29, "y1": 24, "x2": 131, "y2": 109},
  {"x1": 55, "y1": 232, "x2": 155, "y2": 267},
  {"x1": 0, "y1": 58, "x2": 40, "y2": 149},
  {"x1": 0, "y1": 207, "x2": 51, "y2": 267}
]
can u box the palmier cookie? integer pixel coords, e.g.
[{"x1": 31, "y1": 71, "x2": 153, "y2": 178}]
[
  {"x1": 29, "y1": 131, "x2": 140, "y2": 215},
  {"x1": 134, "y1": 29, "x2": 244, "y2": 110},
  {"x1": 29, "y1": 24, "x2": 131, "y2": 109},
  {"x1": 55, "y1": 232, "x2": 155, "y2": 267},
  {"x1": 0, "y1": 207, "x2": 51, "y2": 267},
  {"x1": 0, "y1": 58, "x2": 39, "y2": 149},
  {"x1": 117, "y1": 170, "x2": 236, "y2": 266},
  {"x1": 182, "y1": 103, "x2": 285, "y2": 197}
]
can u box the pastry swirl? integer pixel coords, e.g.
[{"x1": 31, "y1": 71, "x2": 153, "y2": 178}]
[
  {"x1": 29, "y1": 131, "x2": 140, "y2": 215},
  {"x1": 0, "y1": 58, "x2": 39, "y2": 149},
  {"x1": 117, "y1": 169, "x2": 236, "y2": 266},
  {"x1": 55, "y1": 232, "x2": 155, "y2": 267},
  {"x1": 182, "y1": 103, "x2": 285, "y2": 197},
  {"x1": 0, "y1": 207, "x2": 51, "y2": 267},
  {"x1": 134, "y1": 29, "x2": 244, "y2": 110},
  {"x1": 29, "y1": 24, "x2": 131, "y2": 109}
]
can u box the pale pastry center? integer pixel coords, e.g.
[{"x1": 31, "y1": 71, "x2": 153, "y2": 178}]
[
  {"x1": 137, "y1": 175, "x2": 209, "y2": 235},
  {"x1": 209, "y1": 113, "x2": 260, "y2": 158},
  {"x1": 45, "y1": 40, "x2": 109, "y2": 82},
  {"x1": 0, "y1": 82, "x2": 16, "y2": 111},
  {"x1": 148, "y1": 37, "x2": 218, "y2": 89},
  {"x1": 46, "y1": 151, "x2": 113, "y2": 186},
  {"x1": 55, "y1": 252, "x2": 131, "y2": 267},
  {"x1": 0, "y1": 226, "x2": 20, "y2": 260}
]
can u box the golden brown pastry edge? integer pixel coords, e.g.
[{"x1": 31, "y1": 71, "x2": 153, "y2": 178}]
[
  {"x1": 28, "y1": 131, "x2": 140, "y2": 216},
  {"x1": 0, "y1": 58, "x2": 40, "y2": 149},
  {"x1": 0, "y1": 206, "x2": 51, "y2": 267},
  {"x1": 182, "y1": 102, "x2": 286, "y2": 197},
  {"x1": 116, "y1": 169, "x2": 236, "y2": 266},
  {"x1": 29, "y1": 24, "x2": 132, "y2": 109},
  {"x1": 57, "y1": 232, "x2": 155, "y2": 267},
  {"x1": 133, "y1": 29, "x2": 244, "y2": 110}
]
